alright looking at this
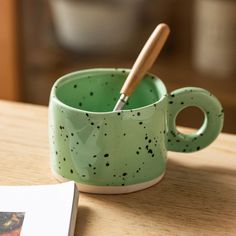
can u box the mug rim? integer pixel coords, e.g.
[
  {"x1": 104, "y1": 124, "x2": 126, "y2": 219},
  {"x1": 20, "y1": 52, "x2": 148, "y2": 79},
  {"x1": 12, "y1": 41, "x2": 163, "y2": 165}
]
[{"x1": 50, "y1": 68, "x2": 167, "y2": 114}]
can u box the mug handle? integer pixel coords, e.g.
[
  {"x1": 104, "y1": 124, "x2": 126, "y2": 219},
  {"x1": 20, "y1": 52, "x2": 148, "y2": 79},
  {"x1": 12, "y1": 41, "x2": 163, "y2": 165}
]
[{"x1": 167, "y1": 87, "x2": 224, "y2": 152}]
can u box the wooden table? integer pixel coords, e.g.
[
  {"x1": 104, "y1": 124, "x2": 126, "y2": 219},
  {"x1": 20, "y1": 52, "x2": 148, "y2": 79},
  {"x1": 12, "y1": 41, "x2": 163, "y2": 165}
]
[{"x1": 0, "y1": 100, "x2": 236, "y2": 236}]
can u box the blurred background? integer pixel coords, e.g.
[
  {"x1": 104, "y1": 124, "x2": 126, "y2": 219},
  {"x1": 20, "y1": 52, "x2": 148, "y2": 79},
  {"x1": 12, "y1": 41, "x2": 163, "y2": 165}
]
[{"x1": 0, "y1": 0, "x2": 235, "y2": 133}]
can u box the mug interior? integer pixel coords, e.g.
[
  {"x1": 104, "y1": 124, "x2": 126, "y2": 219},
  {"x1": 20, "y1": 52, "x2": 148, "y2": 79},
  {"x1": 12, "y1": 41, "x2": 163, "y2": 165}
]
[{"x1": 54, "y1": 69, "x2": 166, "y2": 112}]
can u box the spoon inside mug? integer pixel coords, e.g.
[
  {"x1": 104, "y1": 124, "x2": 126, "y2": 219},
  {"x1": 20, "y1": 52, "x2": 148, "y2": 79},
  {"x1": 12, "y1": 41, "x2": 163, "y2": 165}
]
[{"x1": 113, "y1": 23, "x2": 170, "y2": 111}]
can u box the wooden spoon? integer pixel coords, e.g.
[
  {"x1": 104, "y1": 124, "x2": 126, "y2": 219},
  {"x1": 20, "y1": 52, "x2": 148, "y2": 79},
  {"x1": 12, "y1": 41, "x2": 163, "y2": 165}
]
[{"x1": 113, "y1": 23, "x2": 170, "y2": 111}]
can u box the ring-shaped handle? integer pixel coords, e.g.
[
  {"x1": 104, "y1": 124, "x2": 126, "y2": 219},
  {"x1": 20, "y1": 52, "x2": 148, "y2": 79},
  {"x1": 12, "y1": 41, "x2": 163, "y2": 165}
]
[{"x1": 167, "y1": 87, "x2": 224, "y2": 152}]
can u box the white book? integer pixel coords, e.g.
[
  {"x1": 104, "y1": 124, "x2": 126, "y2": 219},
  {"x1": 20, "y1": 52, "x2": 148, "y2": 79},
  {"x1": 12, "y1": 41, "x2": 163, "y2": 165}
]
[{"x1": 0, "y1": 181, "x2": 79, "y2": 236}]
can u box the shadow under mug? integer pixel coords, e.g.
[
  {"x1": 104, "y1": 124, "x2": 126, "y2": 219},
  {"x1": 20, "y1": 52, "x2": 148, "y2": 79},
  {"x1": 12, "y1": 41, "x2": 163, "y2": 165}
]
[{"x1": 49, "y1": 68, "x2": 224, "y2": 194}]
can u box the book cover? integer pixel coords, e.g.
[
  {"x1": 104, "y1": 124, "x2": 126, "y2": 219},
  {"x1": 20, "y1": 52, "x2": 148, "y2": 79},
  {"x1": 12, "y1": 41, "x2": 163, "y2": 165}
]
[{"x1": 0, "y1": 182, "x2": 79, "y2": 236}]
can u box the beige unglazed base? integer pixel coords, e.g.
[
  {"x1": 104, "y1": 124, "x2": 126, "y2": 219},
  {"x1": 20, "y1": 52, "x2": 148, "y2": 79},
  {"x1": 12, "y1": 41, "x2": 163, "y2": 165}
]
[{"x1": 52, "y1": 169, "x2": 165, "y2": 194}]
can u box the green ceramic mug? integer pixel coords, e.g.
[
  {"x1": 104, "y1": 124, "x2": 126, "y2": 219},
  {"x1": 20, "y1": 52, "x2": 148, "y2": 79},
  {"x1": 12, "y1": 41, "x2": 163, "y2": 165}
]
[{"x1": 49, "y1": 68, "x2": 224, "y2": 194}]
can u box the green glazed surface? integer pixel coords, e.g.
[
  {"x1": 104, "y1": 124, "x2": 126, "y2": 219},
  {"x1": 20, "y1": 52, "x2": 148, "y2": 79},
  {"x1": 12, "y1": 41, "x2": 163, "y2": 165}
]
[{"x1": 49, "y1": 68, "x2": 224, "y2": 187}]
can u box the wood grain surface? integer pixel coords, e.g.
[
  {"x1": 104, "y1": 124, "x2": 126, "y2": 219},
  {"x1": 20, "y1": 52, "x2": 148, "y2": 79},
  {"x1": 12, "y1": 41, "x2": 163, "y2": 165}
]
[{"x1": 0, "y1": 100, "x2": 235, "y2": 236}]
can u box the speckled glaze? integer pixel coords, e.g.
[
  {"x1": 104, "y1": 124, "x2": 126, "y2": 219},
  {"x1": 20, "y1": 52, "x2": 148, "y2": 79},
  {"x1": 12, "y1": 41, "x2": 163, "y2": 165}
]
[{"x1": 49, "y1": 68, "x2": 224, "y2": 194}]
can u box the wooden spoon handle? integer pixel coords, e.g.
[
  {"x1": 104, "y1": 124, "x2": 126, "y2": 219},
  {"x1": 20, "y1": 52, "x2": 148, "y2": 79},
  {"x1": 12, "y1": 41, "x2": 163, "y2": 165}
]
[{"x1": 120, "y1": 23, "x2": 170, "y2": 96}]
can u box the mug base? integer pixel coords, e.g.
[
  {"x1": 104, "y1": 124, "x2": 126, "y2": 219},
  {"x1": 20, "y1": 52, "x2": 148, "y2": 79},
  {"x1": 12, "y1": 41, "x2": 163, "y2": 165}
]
[{"x1": 52, "y1": 169, "x2": 165, "y2": 194}]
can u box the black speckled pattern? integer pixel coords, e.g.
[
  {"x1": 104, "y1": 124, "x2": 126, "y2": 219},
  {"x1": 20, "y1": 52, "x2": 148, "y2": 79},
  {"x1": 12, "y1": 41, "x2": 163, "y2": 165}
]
[{"x1": 49, "y1": 69, "x2": 224, "y2": 187}]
